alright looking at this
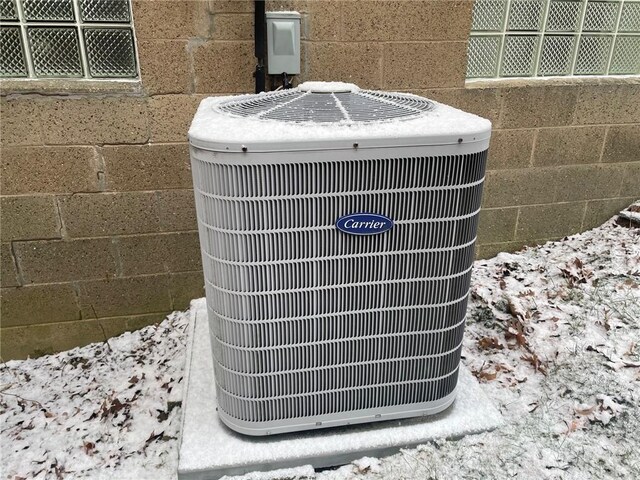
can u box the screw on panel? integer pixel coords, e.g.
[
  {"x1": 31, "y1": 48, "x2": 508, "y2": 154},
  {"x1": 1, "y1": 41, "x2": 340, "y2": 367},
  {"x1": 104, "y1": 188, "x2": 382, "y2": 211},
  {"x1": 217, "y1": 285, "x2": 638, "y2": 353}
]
[
  {"x1": 242, "y1": 145, "x2": 248, "y2": 152},
  {"x1": 353, "y1": 143, "x2": 359, "y2": 149},
  {"x1": 458, "y1": 138, "x2": 463, "y2": 143}
]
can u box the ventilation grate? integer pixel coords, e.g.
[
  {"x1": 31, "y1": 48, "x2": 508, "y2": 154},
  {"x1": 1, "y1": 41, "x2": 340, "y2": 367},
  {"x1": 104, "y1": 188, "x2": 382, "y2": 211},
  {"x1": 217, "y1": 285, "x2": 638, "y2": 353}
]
[
  {"x1": 218, "y1": 89, "x2": 435, "y2": 124},
  {"x1": 194, "y1": 151, "x2": 487, "y2": 424}
]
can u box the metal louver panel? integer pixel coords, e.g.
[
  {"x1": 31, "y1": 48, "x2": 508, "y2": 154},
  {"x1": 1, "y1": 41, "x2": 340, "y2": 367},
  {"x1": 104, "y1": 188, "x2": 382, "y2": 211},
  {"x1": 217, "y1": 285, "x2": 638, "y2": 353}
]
[{"x1": 193, "y1": 150, "x2": 488, "y2": 431}]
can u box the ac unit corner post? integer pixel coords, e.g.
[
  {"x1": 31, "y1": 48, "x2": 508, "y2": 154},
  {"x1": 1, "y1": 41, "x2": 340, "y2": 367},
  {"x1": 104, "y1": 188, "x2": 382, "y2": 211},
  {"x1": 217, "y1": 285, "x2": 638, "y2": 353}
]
[{"x1": 188, "y1": 83, "x2": 491, "y2": 436}]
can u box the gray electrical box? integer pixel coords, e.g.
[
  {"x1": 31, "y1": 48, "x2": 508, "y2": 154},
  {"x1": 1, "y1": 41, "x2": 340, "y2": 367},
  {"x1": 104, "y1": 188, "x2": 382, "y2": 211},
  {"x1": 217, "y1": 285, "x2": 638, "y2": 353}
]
[{"x1": 266, "y1": 11, "x2": 300, "y2": 75}]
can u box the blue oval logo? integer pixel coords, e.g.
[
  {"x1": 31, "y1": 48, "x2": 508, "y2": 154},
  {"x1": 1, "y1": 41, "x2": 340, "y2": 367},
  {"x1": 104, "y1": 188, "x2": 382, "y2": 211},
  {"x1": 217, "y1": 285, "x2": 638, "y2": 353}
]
[{"x1": 336, "y1": 213, "x2": 394, "y2": 236}]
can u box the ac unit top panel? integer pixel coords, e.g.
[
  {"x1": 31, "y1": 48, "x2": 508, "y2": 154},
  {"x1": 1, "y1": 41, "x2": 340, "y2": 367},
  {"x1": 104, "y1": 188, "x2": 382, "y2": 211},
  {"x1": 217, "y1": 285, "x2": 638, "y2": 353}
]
[{"x1": 189, "y1": 82, "x2": 492, "y2": 153}]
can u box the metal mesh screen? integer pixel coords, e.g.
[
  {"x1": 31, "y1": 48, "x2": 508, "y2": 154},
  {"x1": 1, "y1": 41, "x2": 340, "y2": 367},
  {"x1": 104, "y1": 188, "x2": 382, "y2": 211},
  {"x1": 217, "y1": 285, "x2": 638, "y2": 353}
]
[
  {"x1": 468, "y1": 0, "x2": 640, "y2": 78},
  {"x1": 0, "y1": 0, "x2": 137, "y2": 79},
  {"x1": 192, "y1": 151, "x2": 487, "y2": 425}
]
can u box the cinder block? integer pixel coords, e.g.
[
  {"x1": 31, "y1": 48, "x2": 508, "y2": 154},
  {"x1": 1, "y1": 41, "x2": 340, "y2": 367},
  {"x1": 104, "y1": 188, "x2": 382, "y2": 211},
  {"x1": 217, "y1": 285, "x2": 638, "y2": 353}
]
[
  {"x1": 499, "y1": 86, "x2": 578, "y2": 129},
  {"x1": 516, "y1": 202, "x2": 586, "y2": 241},
  {"x1": 583, "y1": 197, "x2": 637, "y2": 230},
  {"x1": 620, "y1": 162, "x2": 640, "y2": 198},
  {"x1": 149, "y1": 95, "x2": 204, "y2": 143},
  {"x1": 138, "y1": 40, "x2": 191, "y2": 95},
  {"x1": 14, "y1": 238, "x2": 118, "y2": 283},
  {"x1": 113, "y1": 230, "x2": 199, "y2": 279},
  {"x1": 103, "y1": 143, "x2": 192, "y2": 191},
  {"x1": 304, "y1": 42, "x2": 383, "y2": 89},
  {"x1": 0, "y1": 284, "x2": 80, "y2": 327},
  {"x1": 58, "y1": 192, "x2": 162, "y2": 237},
  {"x1": 601, "y1": 125, "x2": 640, "y2": 164},
  {"x1": 193, "y1": 41, "x2": 255, "y2": 93},
  {"x1": 132, "y1": 0, "x2": 210, "y2": 39},
  {"x1": 0, "y1": 196, "x2": 61, "y2": 242},
  {"x1": 0, "y1": 312, "x2": 167, "y2": 359},
  {"x1": 574, "y1": 84, "x2": 640, "y2": 125},
  {"x1": 383, "y1": 42, "x2": 467, "y2": 89},
  {"x1": 164, "y1": 231, "x2": 203, "y2": 272},
  {"x1": 1, "y1": 146, "x2": 100, "y2": 194},
  {"x1": 554, "y1": 164, "x2": 625, "y2": 202},
  {"x1": 40, "y1": 97, "x2": 149, "y2": 145},
  {"x1": 482, "y1": 168, "x2": 559, "y2": 208},
  {"x1": 533, "y1": 126, "x2": 606, "y2": 166},
  {"x1": 157, "y1": 189, "x2": 198, "y2": 232},
  {"x1": 265, "y1": 0, "x2": 301, "y2": 11},
  {"x1": 303, "y1": 0, "x2": 342, "y2": 40},
  {"x1": 170, "y1": 271, "x2": 205, "y2": 310},
  {"x1": 1, "y1": 243, "x2": 20, "y2": 287},
  {"x1": 420, "y1": 87, "x2": 502, "y2": 125},
  {"x1": 210, "y1": 0, "x2": 254, "y2": 13},
  {"x1": 213, "y1": 13, "x2": 253, "y2": 40},
  {"x1": 342, "y1": 0, "x2": 472, "y2": 42},
  {"x1": 117, "y1": 234, "x2": 168, "y2": 276},
  {"x1": 0, "y1": 99, "x2": 43, "y2": 146},
  {"x1": 477, "y1": 207, "x2": 518, "y2": 244},
  {"x1": 488, "y1": 129, "x2": 535, "y2": 170},
  {"x1": 78, "y1": 274, "x2": 172, "y2": 318}
]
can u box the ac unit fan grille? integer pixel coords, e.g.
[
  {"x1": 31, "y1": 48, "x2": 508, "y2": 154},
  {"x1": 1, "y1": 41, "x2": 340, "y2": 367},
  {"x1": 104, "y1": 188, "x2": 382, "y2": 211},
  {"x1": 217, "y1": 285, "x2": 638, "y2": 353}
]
[
  {"x1": 217, "y1": 89, "x2": 435, "y2": 123},
  {"x1": 194, "y1": 151, "x2": 487, "y2": 424}
]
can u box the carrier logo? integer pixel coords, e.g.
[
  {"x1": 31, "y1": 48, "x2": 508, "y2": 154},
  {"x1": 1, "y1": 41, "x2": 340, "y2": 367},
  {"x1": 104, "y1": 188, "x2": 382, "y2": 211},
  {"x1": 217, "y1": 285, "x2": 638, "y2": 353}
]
[{"x1": 336, "y1": 213, "x2": 394, "y2": 235}]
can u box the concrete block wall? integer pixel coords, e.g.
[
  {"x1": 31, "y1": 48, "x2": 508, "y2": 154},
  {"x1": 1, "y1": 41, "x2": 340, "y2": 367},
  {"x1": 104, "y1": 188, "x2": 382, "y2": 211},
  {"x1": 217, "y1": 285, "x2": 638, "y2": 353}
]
[{"x1": 1, "y1": 0, "x2": 639, "y2": 359}]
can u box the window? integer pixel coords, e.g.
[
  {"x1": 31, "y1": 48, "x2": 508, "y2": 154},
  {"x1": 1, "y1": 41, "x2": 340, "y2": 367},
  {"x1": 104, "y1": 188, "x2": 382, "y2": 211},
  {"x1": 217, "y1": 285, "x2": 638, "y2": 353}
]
[
  {"x1": 467, "y1": 0, "x2": 640, "y2": 78},
  {"x1": 0, "y1": 0, "x2": 137, "y2": 79}
]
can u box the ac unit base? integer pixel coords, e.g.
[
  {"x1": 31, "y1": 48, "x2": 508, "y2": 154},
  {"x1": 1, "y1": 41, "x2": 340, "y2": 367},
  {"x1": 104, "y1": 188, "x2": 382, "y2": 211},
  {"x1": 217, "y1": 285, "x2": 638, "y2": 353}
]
[
  {"x1": 218, "y1": 390, "x2": 457, "y2": 436},
  {"x1": 178, "y1": 299, "x2": 504, "y2": 480}
]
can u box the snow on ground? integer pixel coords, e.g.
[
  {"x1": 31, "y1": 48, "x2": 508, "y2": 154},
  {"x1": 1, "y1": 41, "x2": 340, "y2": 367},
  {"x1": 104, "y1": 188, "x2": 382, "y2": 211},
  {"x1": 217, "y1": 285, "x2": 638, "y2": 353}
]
[{"x1": 1, "y1": 202, "x2": 639, "y2": 480}]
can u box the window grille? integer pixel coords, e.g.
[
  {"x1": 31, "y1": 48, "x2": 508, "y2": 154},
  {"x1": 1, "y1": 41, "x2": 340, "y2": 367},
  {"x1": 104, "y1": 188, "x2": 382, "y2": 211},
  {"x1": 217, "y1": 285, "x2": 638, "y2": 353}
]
[
  {"x1": 467, "y1": 0, "x2": 640, "y2": 78},
  {"x1": 0, "y1": 0, "x2": 137, "y2": 79}
]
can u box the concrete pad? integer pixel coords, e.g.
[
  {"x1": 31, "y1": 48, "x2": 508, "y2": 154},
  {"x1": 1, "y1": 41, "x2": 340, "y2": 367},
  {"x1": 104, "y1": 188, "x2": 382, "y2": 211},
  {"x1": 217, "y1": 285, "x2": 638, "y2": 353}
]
[{"x1": 178, "y1": 299, "x2": 503, "y2": 480}]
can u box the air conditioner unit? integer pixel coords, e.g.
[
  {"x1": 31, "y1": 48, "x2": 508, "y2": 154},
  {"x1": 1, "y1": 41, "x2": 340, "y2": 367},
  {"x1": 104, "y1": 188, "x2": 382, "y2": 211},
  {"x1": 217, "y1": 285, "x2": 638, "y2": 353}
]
[{"x1": 188, "y1": 82, "x2": 491, "y2": 436}]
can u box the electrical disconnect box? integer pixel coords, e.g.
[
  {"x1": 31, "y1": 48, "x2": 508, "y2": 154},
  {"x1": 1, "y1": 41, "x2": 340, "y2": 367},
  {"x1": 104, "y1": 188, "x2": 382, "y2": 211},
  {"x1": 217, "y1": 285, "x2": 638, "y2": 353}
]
[{"x1": 266, "y1": 11, "x2": 300, "y2": 75}]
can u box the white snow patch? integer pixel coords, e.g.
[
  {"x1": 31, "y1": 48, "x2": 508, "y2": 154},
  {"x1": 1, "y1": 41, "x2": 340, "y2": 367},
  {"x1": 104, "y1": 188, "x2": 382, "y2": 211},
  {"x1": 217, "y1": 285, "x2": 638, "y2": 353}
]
[{"x1": 298, "y1": 82, "x2": 360, "y2": 93}]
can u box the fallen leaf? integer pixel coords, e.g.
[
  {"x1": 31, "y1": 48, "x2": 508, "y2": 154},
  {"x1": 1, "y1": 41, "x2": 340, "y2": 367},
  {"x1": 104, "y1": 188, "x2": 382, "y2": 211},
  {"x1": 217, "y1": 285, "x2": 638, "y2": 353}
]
[
  {"x1": 83, "y1": 442, "x2": 96, "y2": 456},
  {"x1": 477, "y1": 336, "x2": 504, "y2": 350}
]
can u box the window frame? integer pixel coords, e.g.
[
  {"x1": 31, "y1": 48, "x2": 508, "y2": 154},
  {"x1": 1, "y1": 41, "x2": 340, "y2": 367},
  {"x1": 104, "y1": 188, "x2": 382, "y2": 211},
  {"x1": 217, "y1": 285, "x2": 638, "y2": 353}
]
[
  {"x1": 467, "y1": 0, "x2": 640, "y2": 80},
  {"x1": 0, "y1": 0, "x2": 140, "y2": 81}
]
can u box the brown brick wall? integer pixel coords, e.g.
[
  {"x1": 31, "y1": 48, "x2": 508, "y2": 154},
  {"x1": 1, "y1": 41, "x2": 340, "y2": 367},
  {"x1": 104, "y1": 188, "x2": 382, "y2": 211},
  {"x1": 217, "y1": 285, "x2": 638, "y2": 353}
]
[{"x1": 1, "y1": 0, "x2": 639, "y2": 359}]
